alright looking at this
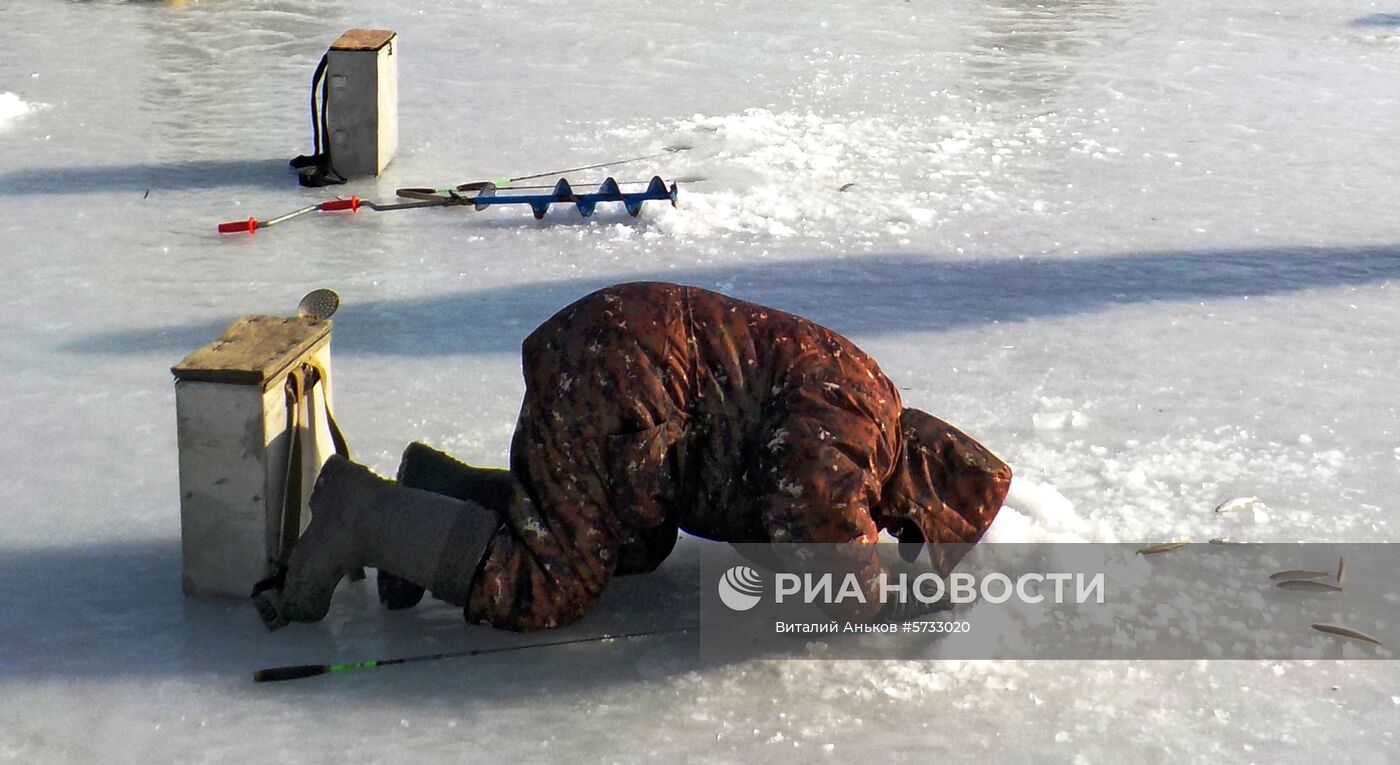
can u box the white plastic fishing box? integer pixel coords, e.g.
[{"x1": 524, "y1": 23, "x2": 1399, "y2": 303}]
[
  {"x1": 171, "y1": 316, "x2": 340, "y2": 598},
  {"x1": 326, "y1": 28, "x2": 398, "y2": 178}
]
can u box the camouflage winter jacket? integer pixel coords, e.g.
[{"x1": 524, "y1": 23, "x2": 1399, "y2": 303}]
[{"x1": 467, "y1": 282, "x2": 1011, "y2": 630}]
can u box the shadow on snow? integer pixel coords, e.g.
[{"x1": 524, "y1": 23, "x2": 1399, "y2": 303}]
[
  {"x1": 0, "y1": 537, "x2": 885, "y2": 694},
  {"x1": 63, "y1": 243, "x2": 1400, "y2": 359},
  {"x1": 0, "y1": 158, "x2": 297, "y2": 196}
]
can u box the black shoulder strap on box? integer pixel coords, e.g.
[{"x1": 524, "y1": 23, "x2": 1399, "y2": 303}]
[{"x1": 289, "y1": 54, "x2": 347, "y2": 188}]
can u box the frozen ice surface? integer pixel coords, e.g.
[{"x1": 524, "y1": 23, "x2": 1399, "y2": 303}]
[{"x1": 2, "y1": 0, "x2": 1399, "y2": 762}]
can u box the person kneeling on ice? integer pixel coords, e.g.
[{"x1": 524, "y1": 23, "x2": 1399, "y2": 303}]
[{"x1": 255, "y1": 282, "x2": 1012, "y2": 632}]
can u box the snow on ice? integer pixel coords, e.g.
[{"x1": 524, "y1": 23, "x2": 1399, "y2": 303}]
[{"x1": 0, "y1": 92, "x2": 39, "y2": 132}]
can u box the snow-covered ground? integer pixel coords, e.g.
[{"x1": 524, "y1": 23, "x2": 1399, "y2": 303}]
[{"x1": 3, "y1": 0, "x2": 1399, "y2": 761}]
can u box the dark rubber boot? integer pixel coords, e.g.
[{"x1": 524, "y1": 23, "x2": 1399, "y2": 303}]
[
  {"x1": 378, "y1": 443, "x2": 518, "y2": 610},
  {"x1": 253, "y1": 455, "x2": 500, "y2": 630}
]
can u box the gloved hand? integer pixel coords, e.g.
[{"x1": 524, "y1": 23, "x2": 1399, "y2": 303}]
[
  {"x1": 878, "y1": 567, "x2": 954, "y2": 623},
  {"x1": 879, "y1": 594, "x2": 954, "y2": 623}
]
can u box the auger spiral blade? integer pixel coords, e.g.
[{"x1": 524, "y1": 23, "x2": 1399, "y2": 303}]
[
  {"x1": 551, "y1": 179, "x2": 576, "y2": 200},
  {"x1": 596, "y1": 178, "x2": 624, "y2": 200}
]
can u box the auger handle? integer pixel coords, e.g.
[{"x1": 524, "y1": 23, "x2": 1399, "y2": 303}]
[
  {"x1": 395, "y1": 180, "x2": 506, "y2": 201},
  {"x1": 253, "y1": 664, "x2": 329, "y2": 683},
  {"x1": 217, "y1": 217, "x2": 259, "y2": 234},
  {"x1": 319, "y1": 197, "x2": 361, "y2": 212},
  {"x1": 395, "y1": 187, "x2": 448, "y2": 201}
]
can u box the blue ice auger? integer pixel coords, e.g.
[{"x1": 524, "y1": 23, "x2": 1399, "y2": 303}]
[
  {"x1": 217, "y1": 176, "x2": 680, "y2": 235},
  {"x1": 220, "y1": 146, "x2": 690, "y2": 234}
]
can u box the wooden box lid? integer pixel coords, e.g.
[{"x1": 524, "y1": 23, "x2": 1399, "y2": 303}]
[
  {"x1": 172, "y1": 315, "x2": 331, "y2": 387},
  {"x1": 331, "y1": 29, "x2": 396, "y2": 52}
]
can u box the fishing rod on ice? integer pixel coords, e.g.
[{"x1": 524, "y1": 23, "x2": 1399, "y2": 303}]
[
  {"x1": 395, "y1": 143, "x2": 693, "y2": 200},
  {"x1": 253, "y1": 622, "x2": 704, "y2": 683}
]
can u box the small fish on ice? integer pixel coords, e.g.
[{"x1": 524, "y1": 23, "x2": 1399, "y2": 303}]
[
  {"x1": 1311, "y1": 623, "x2": 1382, "y2": 647},
  {"x1": 1137, "y1": 541, "x2": 1190, "y2": 556},
  {"x1": 1276, "y1": 579, "x2": 1345, "y2": 593},
  {"x1": 1214, "y1": 496, "x2": 1260, "y2": 514}
]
